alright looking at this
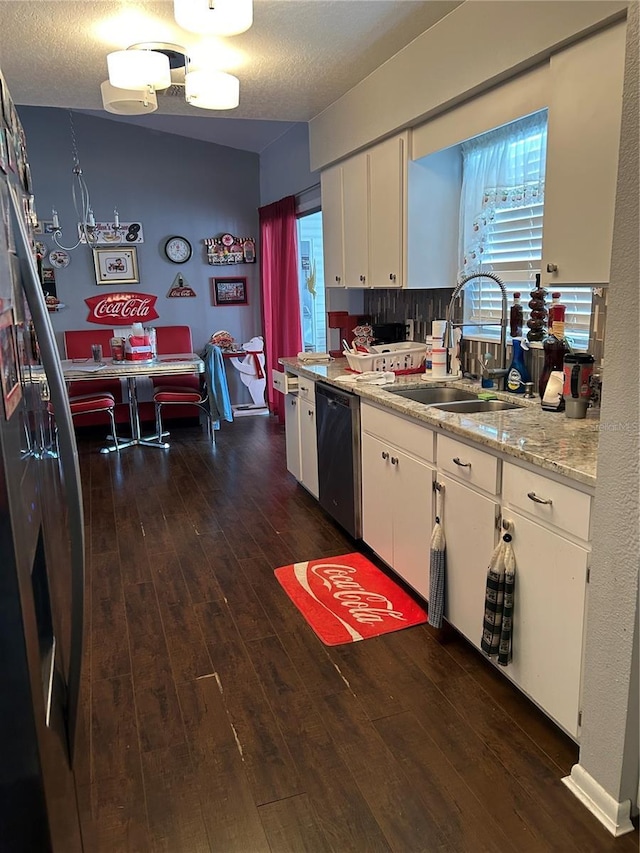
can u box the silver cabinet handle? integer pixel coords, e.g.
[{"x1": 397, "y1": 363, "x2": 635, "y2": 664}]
[
  {"x1": 290, "y1": 398, "x2": 296, "y2": 406},
  {"x1": 308, "y1": 409, "x2": 314, "y2": 418},
  {"x1": 359, "y1": 275, "x2": 366, "y2": 283},
  {"x1": 381, "y1": 451, "x2": 389, "y2": 460},
  {"x1": 528, "y1": 491, "x2": 553, "y2": 505},
  {"x1": 391, "y1": 457, "x2": 398, "y2": 465},
  {"x1": 453, "y1": 457, "x2": 471, "y2": 468},
  {"x1": 546, "y1": 263, "x2": 558, "y2": 273},
  {"x1": 389, "y1": 273, "x2": 396, "y2": 282},
  {"x1": 335, "y1": 275, "x2": 341, "y2": 283}
]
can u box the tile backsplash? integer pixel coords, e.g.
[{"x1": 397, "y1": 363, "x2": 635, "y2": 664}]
[
  {"x1": 364, "y1": 286, "x2": 607, "y2": 389},
  {"x1": 364, "y1": 288, "x2": 454, "y2": 343}
]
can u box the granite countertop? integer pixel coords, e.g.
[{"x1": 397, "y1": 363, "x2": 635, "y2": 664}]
[{"x1": 279, "y1": 357, "x2": 600, "y2": 489}]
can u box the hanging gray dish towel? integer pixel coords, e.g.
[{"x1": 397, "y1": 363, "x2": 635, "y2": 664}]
[
  {"x1": 480, "y1": 530, "x2": 516, "y2": 666},
  {"x1": 428, "y1": 485, "x2": 446, "y2": 629}
]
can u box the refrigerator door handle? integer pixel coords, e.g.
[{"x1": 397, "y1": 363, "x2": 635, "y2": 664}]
[{"x1": 8, "y1": 184, "x2": 85, "y2": 765}]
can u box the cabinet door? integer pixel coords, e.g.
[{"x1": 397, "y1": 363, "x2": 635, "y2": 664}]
[
  {"x1": 391, "y1": 449, "x2": 435, "y2": 600},
  {"x1": 361, "y1": 432, "x2": 393, "y2": 566},
  {"x1": 321, "y1": 164, "x2": 345, "y2": 288},
  {"x1": 368, "y1": 135, "x2": 404, "y2": 288},
  {"x1": 542, "y1": 22, "x2": 626, "y2": 285},
  {"x1": 342, "y1": 153, "x2": 369, "y2": 288},
  {"x1": 299, "y1": 400, "x2": 319, "y2": 499},
  {"x1": 501, "y1": 509, "x2": 588, "y2": 738},
  {"x1": 439, "y1": 474, "x2": 499, "y2": 648},
  {"x1": 284, "y1": 393, "x2": 301, "y2": 481}
]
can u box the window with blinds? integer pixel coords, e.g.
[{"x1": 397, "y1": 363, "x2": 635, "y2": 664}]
[{"x1": 461, "y1": 114, "x2": 592, "y2": 350}]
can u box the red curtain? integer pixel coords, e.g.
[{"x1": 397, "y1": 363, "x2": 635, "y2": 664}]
[{"x1": 259, "y1": 195, "x2": 302, "y2": 422}]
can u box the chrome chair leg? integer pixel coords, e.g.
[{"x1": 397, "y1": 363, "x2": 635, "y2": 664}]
[{"x1": 100, "y1": 409, "x2": 122, "y2": 454}]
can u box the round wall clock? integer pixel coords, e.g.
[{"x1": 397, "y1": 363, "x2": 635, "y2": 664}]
[{"x1": 164, "y1": 236, "x2": 192, "y2": 264}]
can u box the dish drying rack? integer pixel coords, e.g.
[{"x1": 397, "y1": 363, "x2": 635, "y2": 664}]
[{"x1": 345, "y1": 341, "x2": 427, "y2": 374}]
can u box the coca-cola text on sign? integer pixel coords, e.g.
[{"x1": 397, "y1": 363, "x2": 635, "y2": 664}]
[{"x1": 85, "y1": 292, "x2": 159, "y2": 325}]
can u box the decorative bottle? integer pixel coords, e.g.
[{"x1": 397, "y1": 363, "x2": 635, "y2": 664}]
[
  {"x1": 509, "y1": 292, "x2": 523, "y2": 338},
  {"x1": 539, "y1": 319, "x2": 569, "y2": 403},
  {"x1": 526, "y1": 274, "x2": 547, "y2": 342},
  {"x1": 547, "y1": 292, "x2": 566, "y2": 338},
  {"x1": 506, "y1": 337, "x2": 530, "y2": 393}
]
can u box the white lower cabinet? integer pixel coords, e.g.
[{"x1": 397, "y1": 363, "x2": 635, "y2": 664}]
[
  {"x1": 284, "y1": 392, "x2": 301, "y2": 481},
  {"x1": 284, "y1": 389, "x2": 318, "y2": 498},
  {"x1": 361, "y1": 406, "x2": 435, "y2": 600},
  {"x1": 299, "y1": 397, "x2": 319, "y2": 499},
  {"x1": 438, "y1": 473, "x2": 499, "y2": 648},
  {"x1": 499, "y1": 508, "x2": 588, "y2": 738}
]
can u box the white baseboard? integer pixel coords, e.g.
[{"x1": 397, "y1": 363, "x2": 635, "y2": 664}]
[{"x1": 562, "y1": 764, "x2": 635, "y2": 837}]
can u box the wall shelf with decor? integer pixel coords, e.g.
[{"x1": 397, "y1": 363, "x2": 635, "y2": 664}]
[{"x1": 205, "y1": 233, "x2": 256, "y2": 266}]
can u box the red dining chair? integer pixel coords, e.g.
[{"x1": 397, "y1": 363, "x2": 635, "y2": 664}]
[
  {"x1": 48, "y1": 392, "x2": 121, "y2": 454},
  {"x1": 152, "y1": 384, "x2": 212, "y2": 447}
]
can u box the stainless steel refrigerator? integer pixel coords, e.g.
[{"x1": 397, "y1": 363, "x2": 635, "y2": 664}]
[{"x1": 0, "y1": 76, "x2": 86, "y2": 851}]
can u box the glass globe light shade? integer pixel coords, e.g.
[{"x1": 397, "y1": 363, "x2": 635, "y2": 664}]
[
  {"x1": 185, "y1": 70, "x2": 240, "y2": 110},
  {"x1": 101, "y1": 81, "x2": 158, "y2": 115},
  {"x1": 174, "y1": 0, "x2": 252, "y2": 37},
  {"x1": 107, "y1": 50, "x2": 171, "y2": 91}
]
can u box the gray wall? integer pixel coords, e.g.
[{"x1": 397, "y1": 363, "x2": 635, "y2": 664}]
[
  {"x1": 19, "y1": 107, "x2": 262, "y2": 360},
  {"x1": 259, "y1": 122, "x2": 319, "y2": 207},
  {"x1": 579, "y1": 1, "x2": 639, "y2": 807}
]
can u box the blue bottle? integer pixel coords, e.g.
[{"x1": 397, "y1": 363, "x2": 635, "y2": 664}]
[{"x1": 506, "y1": 337, "x2": 530, "y2": 394}]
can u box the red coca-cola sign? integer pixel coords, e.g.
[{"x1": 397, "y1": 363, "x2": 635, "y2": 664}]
[{"x1": 85, "y1": 292, "x2": 159, "y2": 325}]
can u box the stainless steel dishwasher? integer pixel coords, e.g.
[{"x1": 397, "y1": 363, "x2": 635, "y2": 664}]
[{"x1": 315, "y1": 382, "x2": 361, "y2": 539}]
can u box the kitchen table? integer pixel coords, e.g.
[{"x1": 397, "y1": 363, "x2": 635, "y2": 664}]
[{"x1": 46, "y1": 353, "x2": 205, "y2": 452}]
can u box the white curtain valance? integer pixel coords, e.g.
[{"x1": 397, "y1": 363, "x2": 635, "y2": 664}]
[{"x1": 459, "y1": 111, "x2": 548, "y2": 275}]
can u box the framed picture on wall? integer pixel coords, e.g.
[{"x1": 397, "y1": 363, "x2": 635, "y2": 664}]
[
  {"x1": 0, "y1": 308, "x2": 22, "y2": 420},
  {"x1": 93, "y1": 246, "x2": 139, "y2": 285},
  {"x1": 212, "y1": 276, "x2": 248, "y2": 306}
]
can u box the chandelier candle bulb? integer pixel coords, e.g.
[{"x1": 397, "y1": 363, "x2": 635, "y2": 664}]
[
  {"x1": 52, "y1": 209, "x2": 59, "y2": 229},
  {"x1": 114, "y1": 209, "x2": 119, "y2": 228}
]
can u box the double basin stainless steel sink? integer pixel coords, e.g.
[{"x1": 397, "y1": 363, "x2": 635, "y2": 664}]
[{"x1": 385, "y1": 385, "x2": 524, "y2": 413}]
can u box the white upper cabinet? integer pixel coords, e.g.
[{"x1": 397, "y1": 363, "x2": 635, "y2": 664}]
[
  {"x1": 406, "y1": 146, "x2": 461, "y2": 290},
  {"x1": 342, "y1": 151, "x2": 370, "y2": 287},
  {"x1": 320, "y1": 164, "x2": 345, "y2": 288},
  {"x1": 368, "y1": 135, "x2": 405, "y2": 288},
  {"x1": 542, "y1": 21, "x2": 626, "y2": 286},
  {"x1": 322, "y1": 133, "x2": 407, "y2": 289}
]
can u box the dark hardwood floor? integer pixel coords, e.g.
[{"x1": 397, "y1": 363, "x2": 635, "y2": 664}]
[{"x1": 75, "y1": 415, "x2": 638, "y2": 852}]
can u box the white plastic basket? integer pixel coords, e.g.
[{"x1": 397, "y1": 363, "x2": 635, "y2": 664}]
[{"x1": 345, "y1": 341, "x2": 427, "y2": 373}]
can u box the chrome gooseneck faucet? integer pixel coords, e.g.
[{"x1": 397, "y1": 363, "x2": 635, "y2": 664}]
[{"x1": 444, "y1": 271, "x2": 508, "y2": 386}]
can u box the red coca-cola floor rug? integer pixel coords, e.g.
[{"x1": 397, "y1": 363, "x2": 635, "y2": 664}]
[{"x1": 274, "y1": 552, "x2": 428, "y2": 646}]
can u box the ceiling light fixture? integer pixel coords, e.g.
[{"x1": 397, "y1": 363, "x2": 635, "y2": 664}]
[
  {"x1": 107, "y1": 48, "x2": 171, "y2": 91},
  {"x1": 51, "y1": 112, "x2": 125, "y2": 251},
  {"x1": 100, "y1": 80, "x2": 158, "y2": 115},
  {"x1": 185, "y1": 69, "x2": 240, "y2": 110},
  {"x1": 174, "y1": 0, "x2": 253, "y2": 37},
  {"x1": 102, "y1": 42, "x2": 240, "y2": 113}
]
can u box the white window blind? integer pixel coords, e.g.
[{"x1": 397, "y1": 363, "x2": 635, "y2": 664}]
[{"x1": 459, "y1": 112, "x2": 592, "y2": 350}]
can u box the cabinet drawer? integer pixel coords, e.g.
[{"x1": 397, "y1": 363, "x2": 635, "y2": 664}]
[
  {"x1": 298, "y1": 376, "x2": 316, "y2": 399},
  {"x1": 272, "y1": 370, "x2": 299, "y2": 395},
  {"x1": 502, "y1": 462, "x2": 591, "y2": 542},
  {"x1": 437, "y1": 434, "x2": 499, "y2": 495},
  {"x1": 361, "y1": 403, "x2": 434, "y2": 463}
]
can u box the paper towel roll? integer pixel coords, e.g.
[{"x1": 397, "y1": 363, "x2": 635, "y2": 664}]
[{"x1": 431, "y1": 320, "x2": 447, "y2": 339}]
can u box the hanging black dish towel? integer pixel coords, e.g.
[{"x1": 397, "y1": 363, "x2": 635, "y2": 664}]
[
  {"x1": 428, "y1": 486, "x2": 446, "y2": 628},
  {"x1": 480, "y1": 531, "x2": 516, "y2": 666}
]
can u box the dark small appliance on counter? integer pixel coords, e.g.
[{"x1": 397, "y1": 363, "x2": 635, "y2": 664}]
[{"x1": 371, "y1": 322, "x2": 406, "y2": 344}]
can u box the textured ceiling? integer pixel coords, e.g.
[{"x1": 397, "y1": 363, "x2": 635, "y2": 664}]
[{"x1": 0, "y1": 0, "x2": 461, "y2": 152}]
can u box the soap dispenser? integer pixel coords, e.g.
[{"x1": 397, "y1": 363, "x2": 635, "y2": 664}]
[{"x1": 506, "y1": 337, "x2": 530, "y2": 394}]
